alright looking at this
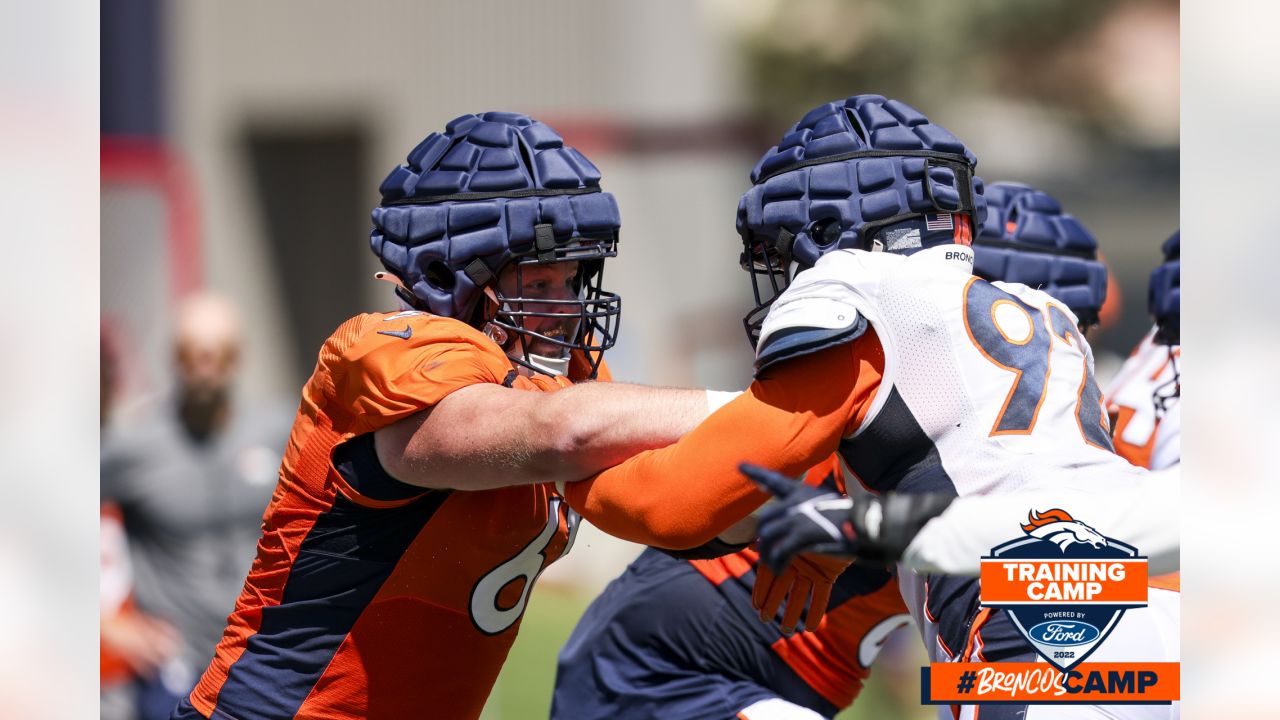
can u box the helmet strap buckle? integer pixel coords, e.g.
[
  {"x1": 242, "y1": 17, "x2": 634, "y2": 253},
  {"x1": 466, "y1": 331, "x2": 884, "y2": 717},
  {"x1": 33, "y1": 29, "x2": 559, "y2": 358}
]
[
  {"x1": 482, "y1": 284, "x2": 511, "y2": 346},
  {"x1": 481, "y1": 286, "x2": 503, "y2": 318},
  {"x1": 775, "y1": 228, "x2": 796, "y2": 264},
  {"x1": 483, "y1": 321, "x2": 509, "y2": 346},
  {"x1": 534, "y1": 223, "x2": 558, "y2": 263}
]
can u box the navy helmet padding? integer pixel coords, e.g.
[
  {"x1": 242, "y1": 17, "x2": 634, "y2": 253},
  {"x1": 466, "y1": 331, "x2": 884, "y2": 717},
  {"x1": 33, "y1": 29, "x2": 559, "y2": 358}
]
[
  {"x1": 737, "y1": 94, "x2": 987, "y2": 266},
  {"x1": 974, "y1": 181, "x2": 1108, "y2": 322},
  {"x1": 370, "y1": 112, "x2": 621, "y2": 320},
  {"x1": 1149, "y1": 230, "x2": 1180, "y2": 343}
]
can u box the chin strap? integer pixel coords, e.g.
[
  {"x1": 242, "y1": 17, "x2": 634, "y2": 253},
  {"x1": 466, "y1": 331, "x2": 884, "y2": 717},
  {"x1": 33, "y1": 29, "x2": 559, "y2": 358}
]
[
  {"x1": 484, "y1": 286, "x2": 574, "y2": 377},
  {"x1": 374, "y1": 271, "x2": 422, "y2": 309},
  {"x1": 374, "y1": 271, "x2": 406, "y2": 289},
  {"x1": 479, "y1": 286, "x2": 512, "y2": 346}
]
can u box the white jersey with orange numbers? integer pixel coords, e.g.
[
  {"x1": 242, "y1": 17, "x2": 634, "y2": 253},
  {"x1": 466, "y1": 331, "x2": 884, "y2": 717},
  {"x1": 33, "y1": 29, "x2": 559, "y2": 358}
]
[
  {"x1": 761, "y1": 245, "x2": 1159, "y2": 680},
  {"x1": 1105, "y1": 326, "x2": 1181, "y2": 470},
  {"x1": 762, "y1": 245, "x2": 1147, "y2": 501}
]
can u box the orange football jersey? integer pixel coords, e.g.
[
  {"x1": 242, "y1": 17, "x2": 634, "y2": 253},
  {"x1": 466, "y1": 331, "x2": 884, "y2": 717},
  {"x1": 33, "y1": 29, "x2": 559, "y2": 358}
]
[
  {"x1": 688, "y1": 456, "x2": 910, "y2": 710},
  {"x1": 186, "y1": 311, "x2": 581, "y2": 720}
]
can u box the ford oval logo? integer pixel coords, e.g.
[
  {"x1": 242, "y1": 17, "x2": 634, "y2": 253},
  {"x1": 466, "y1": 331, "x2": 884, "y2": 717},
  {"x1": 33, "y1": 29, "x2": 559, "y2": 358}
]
[{"x1": 1029, "y1": 621, "x2": 1100, "y2": 647}]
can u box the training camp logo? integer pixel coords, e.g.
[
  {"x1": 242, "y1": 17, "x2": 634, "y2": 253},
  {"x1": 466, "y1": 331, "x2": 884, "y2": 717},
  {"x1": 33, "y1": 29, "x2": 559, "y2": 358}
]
[
  {"x1": 920, "y1": 509, "x2": 1177, "y2": 706},
  {"x1": 979, "y1": 508, "x2": 1148, "y2": 670}
]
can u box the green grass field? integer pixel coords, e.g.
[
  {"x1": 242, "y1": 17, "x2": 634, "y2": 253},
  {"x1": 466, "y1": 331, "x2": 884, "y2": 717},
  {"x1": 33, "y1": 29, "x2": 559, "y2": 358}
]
[{"x1": 481, "y1": 584, "x2": 933, "y2": 720}]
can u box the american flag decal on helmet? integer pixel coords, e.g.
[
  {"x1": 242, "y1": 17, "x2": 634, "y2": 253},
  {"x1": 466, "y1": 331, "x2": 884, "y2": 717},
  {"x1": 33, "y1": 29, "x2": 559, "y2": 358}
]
[{"x1": 925, "y1": 213, "x2": 955, "y2": 231}]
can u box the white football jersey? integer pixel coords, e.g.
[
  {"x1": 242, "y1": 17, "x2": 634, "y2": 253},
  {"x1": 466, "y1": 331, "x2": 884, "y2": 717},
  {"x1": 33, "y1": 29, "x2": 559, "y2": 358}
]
[
  {"x1": 759, "y1": 245, "x2": 1145, "y2": 499},
  {"x1": 1104, "y1": 327, "x2": 1181, "y2": 471},
  {"x1": 759, "y1": 245, "x2": 1151, "y2": 663}
]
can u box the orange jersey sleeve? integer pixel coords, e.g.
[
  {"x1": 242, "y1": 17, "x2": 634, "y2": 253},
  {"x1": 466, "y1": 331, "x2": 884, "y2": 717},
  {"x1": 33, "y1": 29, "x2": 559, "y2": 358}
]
[
  {"x1": 314, "y1": 311, "x2": 515, "y2": 436},
  {"x1": 563, "y1": 328, "x2": 886, "y2": 549},
  {"x1": 805, "y1": 453, "x2": 847, "y2": 493}
]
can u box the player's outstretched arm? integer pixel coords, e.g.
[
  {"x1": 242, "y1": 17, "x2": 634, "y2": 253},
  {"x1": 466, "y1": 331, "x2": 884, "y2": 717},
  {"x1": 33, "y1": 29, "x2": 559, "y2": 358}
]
[
  {"x1": 562, "y1": 336, "x2": 880, "y2": 550},
  {"x1": 750, "y1": 464, "x2": 1179, "y2": 577},
  {"x1": 374, "y1": 381, "x2": 712, "y2": 491},
  {"x1": 900, "y1": 466, "x2": 1180, "y2": 576}
]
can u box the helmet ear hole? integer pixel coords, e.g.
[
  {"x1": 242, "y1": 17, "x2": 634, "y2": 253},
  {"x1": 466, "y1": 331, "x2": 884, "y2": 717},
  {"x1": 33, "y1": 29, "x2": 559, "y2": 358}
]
[
  {"x1": 425, "y1": 260, "x2": 457, "y2": 291},
  {"x1": 810, "y1": 218, "x2": 842, "y2": 249}
]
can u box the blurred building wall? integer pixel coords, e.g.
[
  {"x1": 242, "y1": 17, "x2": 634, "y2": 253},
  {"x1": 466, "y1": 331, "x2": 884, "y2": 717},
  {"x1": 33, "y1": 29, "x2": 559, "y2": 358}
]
[
  {"x1": 165, "y1": 0, "x2": 752, "y2": 403},
  {"x1": 156, "y1": 0, "x2": 1177, "y2": 400}
]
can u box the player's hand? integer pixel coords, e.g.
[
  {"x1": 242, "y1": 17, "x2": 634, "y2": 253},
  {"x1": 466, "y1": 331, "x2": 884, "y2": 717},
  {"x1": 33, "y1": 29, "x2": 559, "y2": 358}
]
[
  {"x1": 741, "y1": 463, "x2": 856, "y2": 573},
  {"x1": 751, "y1": 551, "x2": 850, "y2": 634},
  {"x1": 743, "y1": 462, "x2": 957, "y2": 569}
]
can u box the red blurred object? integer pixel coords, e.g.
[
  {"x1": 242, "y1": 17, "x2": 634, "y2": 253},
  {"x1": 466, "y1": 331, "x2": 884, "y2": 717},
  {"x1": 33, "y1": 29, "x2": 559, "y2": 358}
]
[{"x1": 101, "y1": 136, "x2": 202, "y2": 298}]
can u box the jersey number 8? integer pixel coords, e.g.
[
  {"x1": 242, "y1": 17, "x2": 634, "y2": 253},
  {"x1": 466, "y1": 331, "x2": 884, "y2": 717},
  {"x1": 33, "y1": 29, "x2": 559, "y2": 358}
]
[{"x1": 469, "y1": 497, "x2": 580, "y2": 635}]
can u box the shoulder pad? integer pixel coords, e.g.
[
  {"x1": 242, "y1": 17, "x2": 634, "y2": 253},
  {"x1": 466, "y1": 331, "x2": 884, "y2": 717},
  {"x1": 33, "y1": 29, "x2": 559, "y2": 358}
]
[
  {"x1": 316, "y1": 311, "x2": 512, "y2": 431},
  {"x1": 755, "y1": 255, "x2": 869, "y2": 374},
  {"x1": 327, "y1": 310, "x2": 502, "y2": 374}
]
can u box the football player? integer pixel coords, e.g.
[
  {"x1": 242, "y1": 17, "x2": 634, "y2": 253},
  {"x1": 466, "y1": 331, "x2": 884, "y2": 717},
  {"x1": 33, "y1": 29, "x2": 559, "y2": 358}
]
[
  {"x1": 561, "y1": 96, "x2": 1179, "y2": 720},
  {"x1": 753, "y1": 220, "x2": 1184, "y2": 578},
  {"x1": 172, "y1": 112, "x2": 739, "y2": 720},
  {"x1": 550, "y1": 181, "x2": 1114, "y2": 720},
  {"x1": 1106, "y1": 231, "x2": 1180, "y2": 471}
]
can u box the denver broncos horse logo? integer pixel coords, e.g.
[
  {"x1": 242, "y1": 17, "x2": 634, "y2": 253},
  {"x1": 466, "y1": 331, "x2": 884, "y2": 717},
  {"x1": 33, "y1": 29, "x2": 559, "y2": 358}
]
[{"x1": 1021, "y1": 508, "x2": 1109, "y2": 551}]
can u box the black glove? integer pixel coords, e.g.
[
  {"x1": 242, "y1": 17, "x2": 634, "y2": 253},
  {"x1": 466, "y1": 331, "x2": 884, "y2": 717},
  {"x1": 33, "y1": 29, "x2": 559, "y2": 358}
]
[{"x1": 743, "y1": 463, "x2": 956, "y2": 570}]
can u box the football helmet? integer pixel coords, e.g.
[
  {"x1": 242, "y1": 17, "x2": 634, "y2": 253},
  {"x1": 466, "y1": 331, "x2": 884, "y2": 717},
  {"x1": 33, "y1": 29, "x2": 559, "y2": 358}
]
[
  {"x1": 736, "y1": 94, "x2": 986, "y2": 345},
  {"x1": 1148, "y1": 230, "x2": 1181, "y2": 415},
  {"x1": 974, "y1": 181, "x2": 1108, "y2": 330},
  {"x1": 1149, "y1": 230, "x2": 1179, "y2": 346},
  {"x1": 370, "y1": 112, "x2": 620, "y2": 378}
]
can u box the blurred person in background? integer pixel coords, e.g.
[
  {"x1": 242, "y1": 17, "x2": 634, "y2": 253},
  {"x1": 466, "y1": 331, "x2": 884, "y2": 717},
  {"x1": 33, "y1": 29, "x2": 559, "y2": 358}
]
[
  {"x1": 101, "y1": 294, "x2": 290, "y2": 720},
  {"x1": 102, "y1": 320, "x2": 154, "y2": 719}
]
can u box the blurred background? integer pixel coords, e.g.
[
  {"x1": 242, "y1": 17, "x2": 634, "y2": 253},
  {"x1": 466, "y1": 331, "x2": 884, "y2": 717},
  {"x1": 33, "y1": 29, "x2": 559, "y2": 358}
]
[{"x1": 99, "y1": 1, "x2": 1178, "y2": 718}]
